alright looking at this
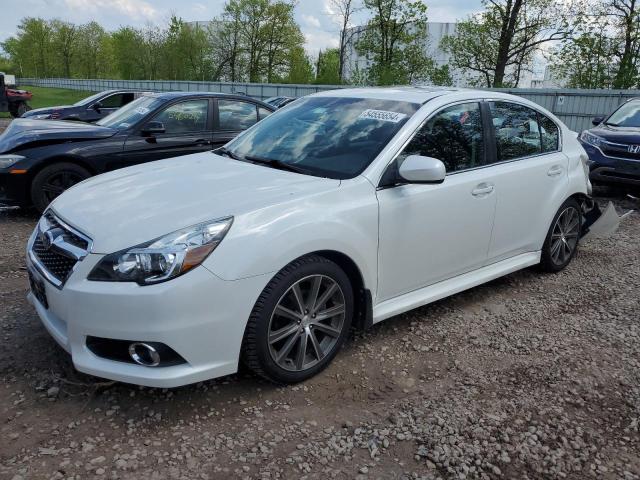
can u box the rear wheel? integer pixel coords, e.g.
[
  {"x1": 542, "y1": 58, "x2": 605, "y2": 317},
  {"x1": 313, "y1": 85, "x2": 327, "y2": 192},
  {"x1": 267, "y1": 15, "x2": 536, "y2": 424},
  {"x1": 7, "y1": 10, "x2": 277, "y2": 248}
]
[
  {"x1": 9, "y1": 102, "x2": 30, "y2": 118},
  {"x1": 540, "y1": 198, "x2": 582, "y2": 272},
  {"x1": 30, "y1": 162, "x2": 90, "y2": 213},
  {"x1": 242, "y1": 255, "x2": 353, "y2": 384}
]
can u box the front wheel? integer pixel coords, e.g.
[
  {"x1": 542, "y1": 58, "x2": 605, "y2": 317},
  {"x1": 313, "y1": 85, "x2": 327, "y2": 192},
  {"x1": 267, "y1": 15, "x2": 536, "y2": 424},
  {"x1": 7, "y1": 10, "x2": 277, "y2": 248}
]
[
  {"x1": 539, "y1": 198, "x2": 582, "y2": 272},
  {"x1": 242, "y1": 255, "x2": 354, "y2": 384},
  {"x1": 30, "y1": 162, "x2": 91, "y2": 213}
]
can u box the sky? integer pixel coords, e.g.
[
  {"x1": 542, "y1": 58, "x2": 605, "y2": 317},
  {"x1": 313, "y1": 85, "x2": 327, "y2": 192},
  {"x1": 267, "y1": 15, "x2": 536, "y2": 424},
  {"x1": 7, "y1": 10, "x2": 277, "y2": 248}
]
[{"x1": 0, "y1": 0, "x2": 484, "y2": 56}]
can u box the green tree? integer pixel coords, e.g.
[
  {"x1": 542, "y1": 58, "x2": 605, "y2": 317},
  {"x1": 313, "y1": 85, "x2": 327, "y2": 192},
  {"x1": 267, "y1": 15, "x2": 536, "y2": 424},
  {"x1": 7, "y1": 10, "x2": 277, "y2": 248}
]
[
  {"x1": 356, "y1": 0, "x2": 436, "y2": 85},
  {"x1": 284, "y1": 45, "x2": 314, "y2": 83},
  {"x1": 51, "y1": 20, "x2": 77, "y2": 78},
  {"x1": 315, "y1": 48, "x2": 341, "y2": 84},
  {"x1": 442, "y1": 0, "x2": 582, "y2": 87},
  {"x1": 76, "y1": 22, "x2": 110, "y2": 78}
]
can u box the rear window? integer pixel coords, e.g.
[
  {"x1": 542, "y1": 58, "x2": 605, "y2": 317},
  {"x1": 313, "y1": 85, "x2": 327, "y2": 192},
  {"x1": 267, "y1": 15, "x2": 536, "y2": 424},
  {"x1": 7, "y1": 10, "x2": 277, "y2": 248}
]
[{"x1": 225, "y1": 96, "x2": 419, "y2": 179}]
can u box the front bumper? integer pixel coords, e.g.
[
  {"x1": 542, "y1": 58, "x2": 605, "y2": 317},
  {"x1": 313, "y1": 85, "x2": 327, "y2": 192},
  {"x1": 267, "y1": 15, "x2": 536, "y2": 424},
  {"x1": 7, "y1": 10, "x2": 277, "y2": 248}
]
[
  {"x1": 0, "y1": 171, "x2": 30, "y2": 206},
  {"x1": 580, "y1": 140, "x2": 640, "y2": 186},
  {"x1": 26, "y1": 246, "x2": 270, "y2": 388}
]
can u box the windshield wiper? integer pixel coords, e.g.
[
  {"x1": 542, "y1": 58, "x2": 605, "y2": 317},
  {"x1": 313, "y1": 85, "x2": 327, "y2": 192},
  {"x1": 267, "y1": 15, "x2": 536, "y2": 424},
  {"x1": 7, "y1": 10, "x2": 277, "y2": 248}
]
[
  {"x1": 245, "y1": 155, "x2": 311, "y2": 175},
  {"x1": 604, "y1": 121, "x2": 620, "y2": 127},
  {"x1": 215, "y1": 147, "x2": 243, "y2": 160}
]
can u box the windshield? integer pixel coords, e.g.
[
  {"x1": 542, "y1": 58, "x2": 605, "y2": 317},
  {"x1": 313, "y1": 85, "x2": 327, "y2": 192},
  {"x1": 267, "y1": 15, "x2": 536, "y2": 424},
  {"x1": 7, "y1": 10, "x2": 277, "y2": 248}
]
[
  {"x1": 606, "y1": 101, "x2": 640, "y2": 127},
  {"x1": 73, "y1": 91, "x2": 108, "y2": 107},
  {"x1": 225, "y1": 96, "x2": 419, "y2": 179},
  {"x1": 96, "y1": 96, "x2": 163, "y2": 129}
]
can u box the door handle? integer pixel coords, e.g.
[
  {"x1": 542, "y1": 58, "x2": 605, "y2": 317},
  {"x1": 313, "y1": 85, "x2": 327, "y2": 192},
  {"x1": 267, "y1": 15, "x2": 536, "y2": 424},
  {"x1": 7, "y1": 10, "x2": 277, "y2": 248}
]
[
  {"x1": 547, "y1": 165, "x2": 563, "y2": 177},
  {"x1": 195, "y1": 139, "x2": 211, "y2": 146},
  {"x1": 471, "y1": 183, "x2": 494, "y2": 197}
]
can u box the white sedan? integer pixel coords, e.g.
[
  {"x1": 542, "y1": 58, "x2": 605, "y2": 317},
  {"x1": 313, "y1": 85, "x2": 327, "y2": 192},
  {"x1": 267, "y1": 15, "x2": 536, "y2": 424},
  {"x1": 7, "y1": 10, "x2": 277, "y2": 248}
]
[{"x1": 27, "y1": 87, "x2": 602, "y2": 387}]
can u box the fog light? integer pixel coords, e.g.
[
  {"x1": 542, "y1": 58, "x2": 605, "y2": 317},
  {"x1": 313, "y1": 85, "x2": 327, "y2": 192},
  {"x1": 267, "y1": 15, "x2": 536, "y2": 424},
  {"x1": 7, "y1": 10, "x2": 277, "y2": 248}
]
[{"x1": 128, "y1": 342, "x2": 161, "y2": 367}]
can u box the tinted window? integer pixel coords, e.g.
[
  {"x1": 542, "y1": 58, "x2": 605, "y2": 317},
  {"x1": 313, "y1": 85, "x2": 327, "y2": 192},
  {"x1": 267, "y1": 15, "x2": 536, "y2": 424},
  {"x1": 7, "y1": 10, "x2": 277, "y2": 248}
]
[
  {"x1": 100, "y1": 93, "x2": 132, "y2": 108},
  {"x1": 152, "y1": 100, "x2": 208, "y2": 134},
  {"x1": 539, "y1": 114, "x2": 559, "y2": 152},
  {"x1": 399, "y1": 102, "x2": 485, "y2": 172},
  {"x1": 490, "y1": 102, "x2": 542, "y2": 161},
  {"x1": 219, "y1": 100, "x2": 258, "y2": 130},
  {"x1": 258, "y1": 107, "x2": 272, "y2": 120},
  {"x1": 225, "y1": 96, "x2": 419, "y2": 180}
]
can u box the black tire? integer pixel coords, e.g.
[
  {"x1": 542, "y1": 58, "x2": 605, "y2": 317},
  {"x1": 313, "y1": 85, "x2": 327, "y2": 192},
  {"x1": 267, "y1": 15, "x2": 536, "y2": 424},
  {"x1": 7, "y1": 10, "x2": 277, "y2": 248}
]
[
  {"x1": 539, "y1": 198, "x2": 582, "y2": 272},
  {"x1": 10, "y1": 102, "x2": 30, "y2": 118},
  {"x1": 242, "y1": 255, "x2": 354, "y2": 384},
  {"x1": 30, "y1": 162, "x2": 91, "y2": 213}
]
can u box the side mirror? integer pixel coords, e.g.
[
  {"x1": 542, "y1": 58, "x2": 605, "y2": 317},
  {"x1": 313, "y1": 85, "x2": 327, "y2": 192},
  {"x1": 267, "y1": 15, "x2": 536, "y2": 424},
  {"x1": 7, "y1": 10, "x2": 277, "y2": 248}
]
[
  {"x1": 398, "y1": 155, "x2": 446, "y2": 184},
  {"x1": 592, "y1": 116, "x2": 604, "y2": 126},
  {"x1": 141, "y1": 121, "x2": 165, "y2": 136},
  {"x1": 92, "y1": 102, "x2": 102, "y2": 112}
]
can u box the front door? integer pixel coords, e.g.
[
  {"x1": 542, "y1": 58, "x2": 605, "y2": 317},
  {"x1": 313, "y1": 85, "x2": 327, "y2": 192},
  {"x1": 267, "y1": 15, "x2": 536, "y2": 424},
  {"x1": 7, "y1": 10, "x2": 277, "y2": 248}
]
[
  {"x1": 122, "y1": 98, "x2": 213, "y2": 166},
  {"x1": 376, "y1": 102, "x2": 497, "y2": 302}
]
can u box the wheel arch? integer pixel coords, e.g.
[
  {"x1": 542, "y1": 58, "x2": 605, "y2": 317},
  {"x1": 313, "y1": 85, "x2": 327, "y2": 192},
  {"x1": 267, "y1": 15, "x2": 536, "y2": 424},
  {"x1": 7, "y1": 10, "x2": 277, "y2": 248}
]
[
  {"x1": 26, "y1": 156, "x2": 96, "y2": 207},
  {"x1": 309, "y1": 250, "x2": 373, "y2": 332}
]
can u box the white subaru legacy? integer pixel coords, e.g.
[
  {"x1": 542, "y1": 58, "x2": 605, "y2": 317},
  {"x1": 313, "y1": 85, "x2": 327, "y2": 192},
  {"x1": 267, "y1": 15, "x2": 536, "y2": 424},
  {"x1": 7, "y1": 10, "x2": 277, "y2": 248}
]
[{"x1": 26, "y1": 87, "x2": 604, "y2": 387}]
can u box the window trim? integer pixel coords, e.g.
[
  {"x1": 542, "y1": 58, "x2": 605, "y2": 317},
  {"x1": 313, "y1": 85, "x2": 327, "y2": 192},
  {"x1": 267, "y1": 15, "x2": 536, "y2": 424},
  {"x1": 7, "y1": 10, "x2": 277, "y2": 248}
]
[
  {"x1": 378, "y1": 98, "x2": 564, "y2": 187},
  {"x1": 378, "y1": 99, "x2": 490, "y2": 188},
  {"x1": 139, "y1": 97, "x2": 212, "y2": 135},
  {"x1": 484, "y1": 98, "x2": 563, "y2": 156},
  {"x1": 215, "y1": 98, "x2": 260, "y2": 132}
]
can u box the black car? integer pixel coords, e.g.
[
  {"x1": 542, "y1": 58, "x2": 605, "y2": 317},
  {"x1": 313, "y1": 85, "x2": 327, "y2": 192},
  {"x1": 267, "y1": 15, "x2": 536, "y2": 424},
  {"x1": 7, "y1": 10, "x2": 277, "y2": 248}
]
[
  {"x1": 0, "y1": 92, "x2": 275, "y2": 211},
  {"x1": 579, "y1": 98, "x2": 640, "y2": 189},
  {"x1": 264, "y1": 96, "x2": 296, "y2": 109},
  {"x1": 21, "y1": 90, "x2": 148, "y2": 122}
]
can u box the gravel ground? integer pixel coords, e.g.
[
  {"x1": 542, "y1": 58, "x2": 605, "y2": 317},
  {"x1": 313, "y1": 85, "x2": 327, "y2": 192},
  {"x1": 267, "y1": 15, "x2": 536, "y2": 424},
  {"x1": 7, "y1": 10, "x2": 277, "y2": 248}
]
[{"x1": 0, "y1": 192, "x2": 639, "y2": 480}]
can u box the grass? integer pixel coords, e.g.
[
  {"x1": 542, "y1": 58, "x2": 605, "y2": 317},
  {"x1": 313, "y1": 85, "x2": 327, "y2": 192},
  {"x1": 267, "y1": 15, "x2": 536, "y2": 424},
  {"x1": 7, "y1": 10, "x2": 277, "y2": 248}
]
[{"x1": 1, "y1": 85, "x2": 93, "y2": 118}]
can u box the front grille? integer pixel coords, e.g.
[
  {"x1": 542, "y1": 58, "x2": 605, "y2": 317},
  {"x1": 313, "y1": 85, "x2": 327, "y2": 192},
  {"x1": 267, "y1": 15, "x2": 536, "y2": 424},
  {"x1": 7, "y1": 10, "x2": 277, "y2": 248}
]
[
  {"x1": 30, "y1": 212, "x2": 91, "y2": 286},
  {"x1": 601, "y1": 143, "x2": 640, "y2": 161},
  {"x1": 32, "y1": 235, "x2": 78, "y2": 282}
]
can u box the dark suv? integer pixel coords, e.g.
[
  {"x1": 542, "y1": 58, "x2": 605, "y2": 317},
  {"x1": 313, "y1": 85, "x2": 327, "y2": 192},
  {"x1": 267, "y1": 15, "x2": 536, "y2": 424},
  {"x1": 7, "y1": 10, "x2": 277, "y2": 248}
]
[
  {"x1": 21, "y1": 90, "x2": 147, "y2": 122},
  {"x1": 0, "y1": 92, "x2": 275, "y2": 211},
  {"x1": 580, "y1": 98, "x2": 640, "y2": 189}
]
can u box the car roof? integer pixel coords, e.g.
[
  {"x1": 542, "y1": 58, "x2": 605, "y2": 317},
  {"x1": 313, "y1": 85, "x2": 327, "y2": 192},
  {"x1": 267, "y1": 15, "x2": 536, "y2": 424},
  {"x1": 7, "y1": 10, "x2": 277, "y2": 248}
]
[
  {"x1": 140, "y1": 91, "x2": 274, "y2": 108},
  {"x1": 312, "y1": 86, "x2": 462, "y2": 104}
]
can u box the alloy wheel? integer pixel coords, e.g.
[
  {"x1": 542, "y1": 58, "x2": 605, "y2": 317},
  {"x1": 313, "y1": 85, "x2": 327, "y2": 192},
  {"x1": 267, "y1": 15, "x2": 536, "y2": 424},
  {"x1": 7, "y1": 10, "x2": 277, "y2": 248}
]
[
  {"x1": 268, "y1": 274, "x2": 346, "y2": 372},
  {"x1": 41, "y1": 171, "x2": 85, "y2": 203},
  {"x1": 550, "y1": 206, "x2": 580, "y2": 265}
]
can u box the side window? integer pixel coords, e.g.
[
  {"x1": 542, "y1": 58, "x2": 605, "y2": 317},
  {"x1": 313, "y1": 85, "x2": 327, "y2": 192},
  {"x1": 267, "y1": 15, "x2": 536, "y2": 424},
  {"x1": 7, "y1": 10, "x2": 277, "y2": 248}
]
[
  {"x1": 399, "y1": 102, "x2": 485, "y2": 172},
  {"x1": 218, "y1": 100, "x2": 258, "y2": 130},
  {"x1": 538, "y1": 113, "x2": 559, "y2": 152},
  {"x1": 258, "y1": 107, "x2": 272, "y2": 121},
  {"x1": 490, "y1": 102, "x2": 542, "y2": 161},
  {"x1": 151, "y1": 99, "x2": 208, "y2": 134},
  {"x1": 100, "y1": 94, "x2": 128, "y2": 108}
]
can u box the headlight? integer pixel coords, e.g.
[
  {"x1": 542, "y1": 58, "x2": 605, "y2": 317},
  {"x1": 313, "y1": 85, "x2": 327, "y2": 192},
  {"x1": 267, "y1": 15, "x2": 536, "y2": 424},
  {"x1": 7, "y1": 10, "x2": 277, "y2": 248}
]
[
  {"x1": 0, "y1": 154, "x2": 26, "y2": 169},
  {"x1": 580, "y1": 131, "x2": 604, "y2": 147},
  {"x1": 30, "y1": 114, "x2": 52, "y2": 119},
  {"x1": 88, "y1": 216, "x2": 233, "y2": 285}
]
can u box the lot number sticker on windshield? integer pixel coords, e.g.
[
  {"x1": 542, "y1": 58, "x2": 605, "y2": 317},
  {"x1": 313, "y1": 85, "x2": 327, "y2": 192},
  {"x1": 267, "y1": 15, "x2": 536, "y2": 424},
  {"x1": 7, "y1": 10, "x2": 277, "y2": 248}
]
[
  {"x1": 359, "y1": 109, "x2": 407, "y2": 123},
  {"x1": 134, "y1": 107, "x2": 150, "y2": 115}
]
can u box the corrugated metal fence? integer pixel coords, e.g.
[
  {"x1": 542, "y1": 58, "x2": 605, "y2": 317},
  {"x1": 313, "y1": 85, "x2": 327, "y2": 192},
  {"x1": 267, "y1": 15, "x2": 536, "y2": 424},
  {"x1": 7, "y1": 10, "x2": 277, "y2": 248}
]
[{"x1": 18, "y1": 77, "x2": 640, "y2": 132}]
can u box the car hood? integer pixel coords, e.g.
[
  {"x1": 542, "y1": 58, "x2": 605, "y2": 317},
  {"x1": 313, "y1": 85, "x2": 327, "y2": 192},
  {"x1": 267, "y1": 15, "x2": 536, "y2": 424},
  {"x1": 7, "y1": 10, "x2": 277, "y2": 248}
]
[
  {"x1": 0, "y1": 118, "x2": 116, "y2": 152},
  {"x1": 22, "y1": 105, "x2": 73, "y2": 116},
  {"x1": 51, "y1": 152, "x2": 341, "y2": 253},
  {"x1": 590, "y1": 124, "x2": 640, "y2": 144}
]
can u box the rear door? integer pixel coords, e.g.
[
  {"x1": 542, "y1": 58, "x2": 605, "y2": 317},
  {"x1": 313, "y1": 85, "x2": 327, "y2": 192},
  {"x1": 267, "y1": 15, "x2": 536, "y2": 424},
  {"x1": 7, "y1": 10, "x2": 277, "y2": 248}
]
[
  {"x1": 122, "y1": 98, "x2": 213, "y2": 166},
  {"x1": 484, "y1": 100, "x2": 568, "y2": 263},
  {"x1": 212, "y1": 99, "x2": 272, "y2": 148}
]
